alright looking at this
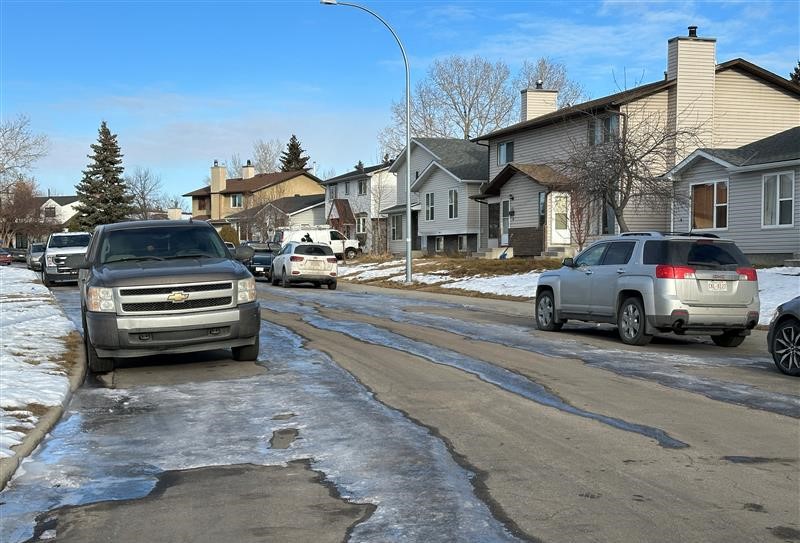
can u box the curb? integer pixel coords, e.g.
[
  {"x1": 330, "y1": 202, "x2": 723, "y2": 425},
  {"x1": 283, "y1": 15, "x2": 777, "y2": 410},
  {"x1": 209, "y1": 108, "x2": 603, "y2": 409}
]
[{"x1": 0, "y1": 332, "x2": 87, "y2": 491}]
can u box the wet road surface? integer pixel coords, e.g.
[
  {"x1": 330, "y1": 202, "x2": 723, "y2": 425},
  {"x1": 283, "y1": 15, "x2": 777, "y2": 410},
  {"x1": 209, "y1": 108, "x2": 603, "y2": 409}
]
[{"x1": 0, "y1": 282, "x2": 797, "y2": 542}]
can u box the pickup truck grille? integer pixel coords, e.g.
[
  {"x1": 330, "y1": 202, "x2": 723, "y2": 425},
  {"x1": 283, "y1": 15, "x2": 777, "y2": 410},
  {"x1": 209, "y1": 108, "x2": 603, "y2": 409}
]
[{"x1": 117, "y1": 281, "x2": 235, "y2": 315}]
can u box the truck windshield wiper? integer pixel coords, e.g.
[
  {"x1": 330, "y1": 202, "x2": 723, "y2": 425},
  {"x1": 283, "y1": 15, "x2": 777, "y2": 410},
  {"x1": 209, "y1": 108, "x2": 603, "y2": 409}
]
[
  {"x1": 105, "y1": 256, "x2": 165, "y2": 263},
  {"x1": 164, "y1": 253, "x2": 216, "y2": 260}
]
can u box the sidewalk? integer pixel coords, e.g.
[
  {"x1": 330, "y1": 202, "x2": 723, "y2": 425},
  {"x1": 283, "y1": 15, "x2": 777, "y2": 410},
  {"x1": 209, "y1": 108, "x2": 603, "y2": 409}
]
[{"x1": 0, "y1": 267, "x2": 85, "y2": 490}]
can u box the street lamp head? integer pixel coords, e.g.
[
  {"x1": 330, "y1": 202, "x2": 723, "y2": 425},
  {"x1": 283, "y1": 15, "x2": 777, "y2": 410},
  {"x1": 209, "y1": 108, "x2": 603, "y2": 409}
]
[{"x1": 320, "y1": 0, "x2": 338, "y2": 4}]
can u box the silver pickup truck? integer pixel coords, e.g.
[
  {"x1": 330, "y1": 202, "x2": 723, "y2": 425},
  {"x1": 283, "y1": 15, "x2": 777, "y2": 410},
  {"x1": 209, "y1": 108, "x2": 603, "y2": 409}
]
[{"x1": 69, "y1": 220, "x2": 260, "y2": 373}]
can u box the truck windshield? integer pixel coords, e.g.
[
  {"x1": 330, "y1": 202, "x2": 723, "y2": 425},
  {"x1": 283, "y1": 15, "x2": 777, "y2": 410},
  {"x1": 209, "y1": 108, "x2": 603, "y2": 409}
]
[
  {"x1": 100, "y1": 227, "x2": 227, "y2": 264},
  {"x1": 49, "y1": 234, "x2": 91, "y2": 248}
]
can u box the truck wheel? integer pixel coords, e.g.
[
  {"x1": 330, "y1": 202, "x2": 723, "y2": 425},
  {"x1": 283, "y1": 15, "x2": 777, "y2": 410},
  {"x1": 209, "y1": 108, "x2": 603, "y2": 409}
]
[
  {"x1": 86, "y1": 337, "x2": 114, "y2": 373},
  {"x1": 42, "y1": 271, "x2": 53, "y2": 288},
  {"x1": 345, "y1": 248, "x2": 357, "y2": 260},
  {"x1": 711, "y1": 331, "x2": 746, "y2": 347},
  {"x1": 535, "y1": 290, "x2": 563, "y2": 331},
  {"x1": 232, "y1": 335, "x2": 260, "y2": 361},
  {"x1": 618, "y1": 297, "x2": 652, "y2": 346}
]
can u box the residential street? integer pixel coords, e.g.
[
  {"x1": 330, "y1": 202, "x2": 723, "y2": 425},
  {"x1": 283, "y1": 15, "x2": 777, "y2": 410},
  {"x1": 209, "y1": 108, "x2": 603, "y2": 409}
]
[{"x1": 1, "y1": 279, "x2": 797, "y2": 543}]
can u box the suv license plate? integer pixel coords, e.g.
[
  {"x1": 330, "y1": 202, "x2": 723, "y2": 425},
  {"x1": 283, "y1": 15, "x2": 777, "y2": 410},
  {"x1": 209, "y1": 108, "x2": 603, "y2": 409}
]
[
  {"x1": 256, "y1": 267, "x2": 264, "y2": 272},
  {"x1": 707, "y1": 281, "x2": 728, "y2": 292}
]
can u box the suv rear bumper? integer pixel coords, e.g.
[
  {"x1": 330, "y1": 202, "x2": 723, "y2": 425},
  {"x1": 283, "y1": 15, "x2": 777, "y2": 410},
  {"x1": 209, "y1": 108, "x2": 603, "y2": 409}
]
[
  {"x1": 648, "y1": 308, "x2": 759, "y2": 334},
  {"x1": 86, "y1": 301, "x2": 260, "y2": 358}
]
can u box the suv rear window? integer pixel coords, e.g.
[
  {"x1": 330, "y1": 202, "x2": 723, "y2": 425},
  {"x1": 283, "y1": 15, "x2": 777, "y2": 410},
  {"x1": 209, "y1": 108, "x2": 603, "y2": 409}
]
[
  {"x1": 643, "y1": 240, "x2": 750, "y2": 269},
  {"x1": 294, "y1": 244, "x2": 334, "y2": 256}
]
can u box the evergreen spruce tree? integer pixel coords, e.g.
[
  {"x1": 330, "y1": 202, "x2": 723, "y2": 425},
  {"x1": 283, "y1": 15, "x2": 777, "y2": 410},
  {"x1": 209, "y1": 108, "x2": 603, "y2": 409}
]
[
  {"x1": 791, "y1": 61, "x2": 800, "y2": 84},
  {"x1": 74, "y1": 121, "x2": 132, "y2": 229},
  {"x1": 279, "y1": 134, "x2": 310, "y2": 172}
]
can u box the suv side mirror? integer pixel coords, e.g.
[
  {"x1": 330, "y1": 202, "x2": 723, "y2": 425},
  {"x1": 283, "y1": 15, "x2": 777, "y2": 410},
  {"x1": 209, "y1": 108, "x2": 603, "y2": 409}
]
[
  {"x1": 64, "y1": 254, "x2": 89, "y2": 269},
  {"x1": 562, "y1": 257, "x2": 575, "y2": 268},
  {"x1": 234, "y1": 246, "x2": 255, "y2": 261}
]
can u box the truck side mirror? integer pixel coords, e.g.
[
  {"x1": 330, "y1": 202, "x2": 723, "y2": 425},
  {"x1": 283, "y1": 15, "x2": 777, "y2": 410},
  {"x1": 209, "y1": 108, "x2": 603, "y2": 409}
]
[{"x1": 234, "y1": 246, "x2": 254, "y2": 261}]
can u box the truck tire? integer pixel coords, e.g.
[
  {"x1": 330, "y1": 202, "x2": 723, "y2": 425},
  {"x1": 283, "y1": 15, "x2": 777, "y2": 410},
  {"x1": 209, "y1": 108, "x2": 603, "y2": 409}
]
[
  {"x1": 344, "y1": 248, "x2": 357, "y2": 260},
  {"x1": 42, "y1": 270, "x2": 53, "y2": 288},
  {"x1": 232, "y1": 334, "x2": 260, "y2": 361},
  {"x1": 86, "y1": 337, "x2": 114, "y2": 373}
]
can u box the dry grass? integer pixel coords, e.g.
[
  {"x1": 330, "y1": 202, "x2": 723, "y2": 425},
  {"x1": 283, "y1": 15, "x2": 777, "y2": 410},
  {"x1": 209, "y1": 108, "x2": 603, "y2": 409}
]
[
  {"x1": 417, "y1": 256, "x2": 562, "y2": 278},
  {"x1": 57, "y1": 331, "x2": 82, "y2": 373}
]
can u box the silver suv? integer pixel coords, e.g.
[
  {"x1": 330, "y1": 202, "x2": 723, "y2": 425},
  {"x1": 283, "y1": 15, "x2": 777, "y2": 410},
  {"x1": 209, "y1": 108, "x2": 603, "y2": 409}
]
[{"x1": 535, "y1": 233, "x2": 760, "y2": 347}]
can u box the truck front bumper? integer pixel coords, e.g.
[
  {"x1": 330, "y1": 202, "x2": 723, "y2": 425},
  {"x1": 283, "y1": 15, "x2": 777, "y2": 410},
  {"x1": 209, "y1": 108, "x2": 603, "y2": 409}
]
[{"x1": 86, "y1": 301, "x2": 261, "y2": 358}]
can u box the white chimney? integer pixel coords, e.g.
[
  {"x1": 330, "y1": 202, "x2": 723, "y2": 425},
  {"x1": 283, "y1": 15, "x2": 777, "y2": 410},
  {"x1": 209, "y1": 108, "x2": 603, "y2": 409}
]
[
  {"x1": 521, "y1": 82, "x2": 558, "y2": 122},
  {"x1": 242, "y1": 159, "x2": 255, "y2": 179}
]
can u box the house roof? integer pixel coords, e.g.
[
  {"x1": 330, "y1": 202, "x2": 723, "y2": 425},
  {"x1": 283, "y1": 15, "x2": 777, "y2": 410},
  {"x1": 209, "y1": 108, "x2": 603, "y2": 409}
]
[
  {"x1": 182, "y1": 170, "x2": 323, "y2": 197},
  {"x1": 381, "y1": 202, "x2": 420, "y2": 214},
  {"x1": 669, "y1": 126, "x2": 800, "y2": 175},
  {"x1": 226, "y1": 195, "x2": 325, "y2": 220},
  {"x1": 475, "y1": 59, "x2": 799, "y2": 142},
  {"x1": 390, "y1": 138, "x2": 488, "y2": 181},
  {"x1": 35, "y1": 195, "x2": 78, "y2": 206},
  {"x1": 476, "y1": 163, "x2": 570, "y2": 198},
  {"x1": 328, "y1": 198, "x2": 356, "y2": 224},
  {"x1": 321, "y1": 163, "x2": 392, "y2": 185}
]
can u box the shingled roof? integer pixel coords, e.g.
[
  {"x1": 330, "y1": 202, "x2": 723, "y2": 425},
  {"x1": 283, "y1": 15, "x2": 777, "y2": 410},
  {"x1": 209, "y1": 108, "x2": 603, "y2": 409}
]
[
  {"x1": 394, "y1": 138, "x2": 488, "y2": 182},
  {"x1": 227, "y1": 195, "x2": 325, "y2": 220},
  {"x1": 182, "y1": 171, "x2": 323, "y2": 197},
  {"x1": 698, "y1": 126, "x2": 800, "y2": 167},
  {"x1": 322, "y1": 163, "x2": 392, "y2": 185}
]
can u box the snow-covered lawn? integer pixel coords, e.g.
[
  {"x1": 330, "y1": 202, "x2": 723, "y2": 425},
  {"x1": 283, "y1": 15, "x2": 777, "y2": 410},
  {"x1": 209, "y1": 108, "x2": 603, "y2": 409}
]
[
  {"x1": 340, "y1": 260, "x2": 799, "y2": 325},
  {"x1": 0, "y1": 267, "x2": 75, "y2": 458}
]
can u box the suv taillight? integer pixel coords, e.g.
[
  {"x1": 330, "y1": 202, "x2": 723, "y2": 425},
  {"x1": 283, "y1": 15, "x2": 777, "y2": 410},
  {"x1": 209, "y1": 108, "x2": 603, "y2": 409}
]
[
  {"x1": 736, "y1": 267, "x2": 757, "y2": 281},
  {"x1": 655, "y1": 265, "x2": 696, "y2": 279},
  {"x1": 326, "y1": 257, "x2": 337, "y2": 263},
  {"x1": 290, "y1": 256, "x2": 304, "y2": 262}
]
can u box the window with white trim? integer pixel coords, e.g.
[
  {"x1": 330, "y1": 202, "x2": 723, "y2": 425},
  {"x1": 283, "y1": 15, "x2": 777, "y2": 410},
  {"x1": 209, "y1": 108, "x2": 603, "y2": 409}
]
[
  {"x1": 358, "y1": 179, "x2": 367, "y2": 195},
  {"x1": 425, "y1": 192, "x2": 435, "y2": 221},
  {"x1": 763, "y1": 172, "x2": 795, "y2": 227},
  {"x1": 344, "y1": 181, "x2": 350, "y2": 195},
  {"x1": 391, "y1": 215, "x2": 402, "y2": 240},
  {"x1": 691, "y1": 180, "x2": 727, "y2": 229},
  {"x1": 497, "y1": 141, "x2": 514, "y2": 165},
  {"x1": 448, "y1": 189, "x2": 459, "y2": 219},
  {"x1": 356, "y1": 215, "x2": 367, "y2": 234},
  {"x1": 329, "y1": 185, "x2": 338, "y2": 199},
  {"x1": 435, "y1": 236, "x2": 444, "y2": 252},
  {"x1": 458, "y1": 235, "x2": 468, "y2": 252},
  {"x1": 589, "y1": 115, "x2": 619, "y2": 145},
  {"x1": 230, "y1": 193, "x2": 243, "y2": 208}
]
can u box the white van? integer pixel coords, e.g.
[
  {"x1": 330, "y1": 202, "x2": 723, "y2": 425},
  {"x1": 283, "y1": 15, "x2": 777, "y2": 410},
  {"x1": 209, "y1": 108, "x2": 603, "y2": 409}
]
[{"x1": 273, "y1": 226, "x2": 361, "y2": 260}]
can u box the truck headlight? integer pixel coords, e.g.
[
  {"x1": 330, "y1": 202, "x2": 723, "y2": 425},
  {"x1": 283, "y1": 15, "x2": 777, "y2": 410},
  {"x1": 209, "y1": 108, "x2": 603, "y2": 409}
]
[
  {"x1": 87, "y1": 287, "x2": 116, "y2": 312},
  {"x1": 45, "y1": 254, "x2": 57, "y2": 267},
  {"x1": 237, "y1": 277, "x2": 256, "y2": 304}
]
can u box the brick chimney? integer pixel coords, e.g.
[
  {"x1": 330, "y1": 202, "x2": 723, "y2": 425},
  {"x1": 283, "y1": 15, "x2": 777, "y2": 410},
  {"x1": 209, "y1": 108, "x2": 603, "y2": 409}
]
[
  {"x1": 167, "y1": 207, "x2": 183, "y2": 220},
  {"x1": 242, "y1": 159, "x2": 255, "y2": 179},
  {"x1": 666, "y1": 25, "x2": 716, "y2": 157},
  {"x1": 520, "y1": 81, "x2": 558, "y2": 122}
]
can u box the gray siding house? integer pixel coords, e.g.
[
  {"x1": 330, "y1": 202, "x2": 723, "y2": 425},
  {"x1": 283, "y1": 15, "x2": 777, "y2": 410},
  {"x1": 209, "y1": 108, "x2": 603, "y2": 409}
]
[
  {"x1": 385, "y1": 138, "x2": 488, "y2": 255},
  {"x1": 669, "y1": 127, "x2": 800, "y2": 265}
]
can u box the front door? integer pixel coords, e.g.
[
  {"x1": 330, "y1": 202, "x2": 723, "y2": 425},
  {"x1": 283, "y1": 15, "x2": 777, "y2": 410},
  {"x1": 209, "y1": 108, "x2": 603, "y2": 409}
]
[
  {"x1": 550, "y1": 192, "x2": 571, "y2": 245},
  {"x1": 501, "y1": 200, "x2": 510, "y2": 246}
]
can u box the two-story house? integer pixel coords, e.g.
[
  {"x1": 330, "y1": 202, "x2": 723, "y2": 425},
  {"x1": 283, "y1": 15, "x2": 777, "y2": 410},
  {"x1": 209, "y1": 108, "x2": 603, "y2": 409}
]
[
  {"x1": 321, "y1": 161, "x2": 397, "y2": 253},
  {"x1": 11, "y1": 195, "x2": 81, "y2": 248},
  {"x1": 384, "y1": 138, "x2": 488, "y2": 256},
  {"x1": 474, "y1": 26, "x2": 800, "y2": 259},
  {"x1": 183, "y1": 160, "x2": 325, "y2": 238}
]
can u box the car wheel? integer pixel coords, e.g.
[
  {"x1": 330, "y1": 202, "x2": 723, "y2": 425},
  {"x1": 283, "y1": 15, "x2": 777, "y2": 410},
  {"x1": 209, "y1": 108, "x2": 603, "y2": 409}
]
[
  {"x1": 328, "y1": 281, "x2": 337, "y2": 290},
  {"x1": 771, "y1": 319, "x2": 800, "y2": 376},
  {"x1": 711, "y1": 331, "x2": 746, "y2": 348},
  {"x1": 535, "y1": 290, "x2": 563, "y2": 331},
  {"x1": 282, "y1": 269, "x2": 290, "y2": 288},
  {"x1": 344, "y1": 248, "x2": 357, "y2": 260},
  {"x1": 270, "y1": 268, "x2": 279, "y2": 286},
  {"x1": 42, "y1": 271, "x2": 53, "y2": 288},
  {"x1": 232, "y1": 334, "x2": 260, "y2": 361},
  {"x1": 618, "y1": 297, "x2": 652, "y2": 346}
]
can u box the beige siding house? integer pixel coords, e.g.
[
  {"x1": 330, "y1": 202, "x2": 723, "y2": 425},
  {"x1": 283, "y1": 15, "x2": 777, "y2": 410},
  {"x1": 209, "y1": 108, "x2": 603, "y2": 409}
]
[
  {"x1": 669, "y1": 127, "x2": 800, "y2": 265},
  {"x1": 474, "y1": 26, "x2": 800, "y2": 258}
]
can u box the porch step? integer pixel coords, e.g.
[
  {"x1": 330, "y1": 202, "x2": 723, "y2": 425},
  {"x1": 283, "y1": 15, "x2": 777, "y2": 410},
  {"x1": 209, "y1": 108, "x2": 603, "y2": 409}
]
[{"x1": 472, "y1": 247, "x2": 514, "y2": 260}]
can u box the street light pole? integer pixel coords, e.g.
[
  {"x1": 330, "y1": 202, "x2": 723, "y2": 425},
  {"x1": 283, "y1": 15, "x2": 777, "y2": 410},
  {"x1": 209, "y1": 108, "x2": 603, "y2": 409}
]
[{"x1": 320, "y1": 0, "x2": 412, "y2": 283}]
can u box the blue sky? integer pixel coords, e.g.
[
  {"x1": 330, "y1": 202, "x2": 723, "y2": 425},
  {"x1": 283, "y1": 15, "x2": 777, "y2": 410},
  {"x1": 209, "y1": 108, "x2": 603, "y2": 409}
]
[{"x1": 2, "y1": 0, "x2": 798, "y2": 202}]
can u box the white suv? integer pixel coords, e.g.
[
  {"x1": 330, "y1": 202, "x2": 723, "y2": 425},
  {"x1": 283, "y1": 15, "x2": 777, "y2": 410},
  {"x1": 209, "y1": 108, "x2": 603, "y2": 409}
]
[
  {"x1": 270, "y1": 242, "x2": 338, "y2": 289},
  {"x1": 535, "y1": 233, "x2": 760, "y2": 347}
]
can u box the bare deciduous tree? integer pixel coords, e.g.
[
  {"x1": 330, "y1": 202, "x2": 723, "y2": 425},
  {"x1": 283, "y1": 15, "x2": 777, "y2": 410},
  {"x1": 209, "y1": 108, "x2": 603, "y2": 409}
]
[
  {"x1": 227, "y1": 153, "x2": 243, "y2": 179},
  {"x1": 0, "y1": 115, "x2": 48, "y2": 190},
  {"x1": 557, "y1": 104, "x2": 705, "y2": 232},
  {"x1": 126, "y1": 166, "x2": 165, "y2": 220},
  {"x1": 516, "y1": 57, "x2": 588, "y2": 108},
  {"x1": 252, "y1": 138, "x2": 282, "y2": 173},
  {"x1": 568, "y1": 191, "x2": 594, "y2": 251},
  {"x1": 0, "y1": 177, "x2": 43, "y2": 246}
]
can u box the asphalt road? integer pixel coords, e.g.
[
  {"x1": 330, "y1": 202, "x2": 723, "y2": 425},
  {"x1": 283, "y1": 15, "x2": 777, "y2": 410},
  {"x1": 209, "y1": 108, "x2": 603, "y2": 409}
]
[{"x1": 2, "y1": 280, "x2": 798, "y2": 543}]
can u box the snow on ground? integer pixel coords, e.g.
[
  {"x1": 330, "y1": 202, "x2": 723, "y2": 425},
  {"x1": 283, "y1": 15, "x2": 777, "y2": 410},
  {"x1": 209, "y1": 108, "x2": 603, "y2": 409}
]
[
  {"x1": 341, "y1": 260, "x2": 799, "y2": 324},
  {"x1": 0, "y1": 267, "x2": 75, "y2": 458}
]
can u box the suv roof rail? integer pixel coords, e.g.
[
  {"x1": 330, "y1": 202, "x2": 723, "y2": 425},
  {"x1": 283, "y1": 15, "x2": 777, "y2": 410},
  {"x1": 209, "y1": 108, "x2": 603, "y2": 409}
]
[
  {"x1": 662, "y1": 231, "x2": 720, "y2": 239},
  {"x1": 619, "y1": 231, "x2": 662, "y2": 237}
]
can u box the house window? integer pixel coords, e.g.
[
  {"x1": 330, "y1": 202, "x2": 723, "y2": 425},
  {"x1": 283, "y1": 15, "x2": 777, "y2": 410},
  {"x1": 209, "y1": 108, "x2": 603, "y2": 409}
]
[
  {"x1": 691, "y1": 181, "x2": 727, "y2": 229},
  {"x1": 458, "y1": 235, "x2": 468, "y2": 252},
  {"x1": 230, "y1": 193, "x2": 243, "y2": 208},
  {"x1": 358, "y1": 179, "x2": 367, "y2": 195},
  {"x1": 345, "y1": 181, "x2": 350, "y2": 195},
  {"x1": 425, "y1": 192, "x2": 435, "y2": 221},
  {"x1": 589, "y1": 114, "x2": 619, "y2": 145},
  {"x1": 198, "y1": 198, "x2": 208, "y2": 211},
  {"x1": 538, "y1": 192, "x2": 546, "y2": 227},
  {"x1": 448, "y1": 189, "x2": 458, "y2": 219},
  {"x1": 329, "y1": 185, "x2": 338, "y2": 199},
  {"x1": 44, "y1": 206, "x2": 56, "y2": 218},
  {"x1": 391, "y1": 215, "x2": 402, "y2": 240},
  {"x1": 497, "y1": 141, "x2": 514, "y2": 165},
  {"x1": 763, "y1": 172, "x2": 794, "y2": 227},
  {"x1": 356, "y1": 215, "x2": 367, "y2": 234},
  {"x1": 435, "y1": 236, "x2": 444, "y2": 252}
]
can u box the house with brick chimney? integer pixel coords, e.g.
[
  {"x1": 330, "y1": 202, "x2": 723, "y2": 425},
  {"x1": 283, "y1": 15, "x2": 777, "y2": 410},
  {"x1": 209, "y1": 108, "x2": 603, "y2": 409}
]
[
  {"x1": 182, "y1": 160, "x2": 325, "y2": 239},
  {"x1": 472, "y1": 26, "x2": 800, "y2": 260}
]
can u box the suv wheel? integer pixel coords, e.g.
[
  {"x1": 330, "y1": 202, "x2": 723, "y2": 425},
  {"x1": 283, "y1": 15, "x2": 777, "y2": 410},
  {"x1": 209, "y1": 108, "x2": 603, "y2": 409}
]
[
  {"x1": 535, "y1": 290, "x2": 563, "y2": 331},
  {"x1": 344, "y1": 248, "x2": 357, "y2": 260},
  {"x1": 711, "y1": 331, "x2": 746, "y2": 348},
  {"x1": 771, "y1": 319, "x2": 800, "y2": 376},
  {"x1": 328, "y1": 280, "x2": 337, "y2": 290},
  {"x1": 618, "y1": 297, "x2": 652, "y2": 346},
  {"x1": 281, "y1": 269, "x2": 291, "y2": 288},
  {"x1": 270, "y1": 267, "x2": 279, "y2": 286},
  {"x1": 232, "y1": 334, "x2": 260, "y2": 361}
]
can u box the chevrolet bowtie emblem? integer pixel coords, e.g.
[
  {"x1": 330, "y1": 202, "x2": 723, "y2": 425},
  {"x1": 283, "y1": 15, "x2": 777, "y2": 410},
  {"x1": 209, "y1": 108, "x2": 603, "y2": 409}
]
[{"x1": 166, "y1": 291, "x2": 189, "y2": 303}]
